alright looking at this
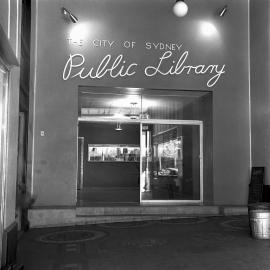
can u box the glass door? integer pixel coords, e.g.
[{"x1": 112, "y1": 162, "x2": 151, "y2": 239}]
[
  {"x1": 140, "y1": 120, "x2": 203, "y2": 203},
  {"x1": 0, "y1": 62, "x2": 9, "y2": 234}
]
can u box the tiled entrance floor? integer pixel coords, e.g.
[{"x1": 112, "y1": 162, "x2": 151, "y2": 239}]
[{"x1": 17, "y1": 216, "x2": 270, "y2": 270}]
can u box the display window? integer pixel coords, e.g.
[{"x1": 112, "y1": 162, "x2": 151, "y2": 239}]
[{"x1": 88, "y1": 144, "x2": 140, "y2": 162}]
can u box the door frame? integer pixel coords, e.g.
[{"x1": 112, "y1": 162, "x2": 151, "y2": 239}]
[
  {"x1": 77, "y1": 137, "x2": 84, "y2": 190},
  {"x1": 77, "y1": 118, "x2": 203, "y2": 205},
  {"x1": 139, "y1": 119, "x2": 203, "y2": 205}
]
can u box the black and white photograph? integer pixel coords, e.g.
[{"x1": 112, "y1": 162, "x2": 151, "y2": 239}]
[{"x1": 0, "y1": 0, "x2": 270, "y2": 269}]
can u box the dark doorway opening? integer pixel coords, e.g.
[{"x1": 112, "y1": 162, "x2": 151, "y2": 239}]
[{"x1": 77, "y1": 122, "x2": 140, "y2": 206}]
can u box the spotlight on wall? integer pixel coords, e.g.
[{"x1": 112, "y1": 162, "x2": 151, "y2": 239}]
[
  {"x1": 173, "y1": 0, "x2": 188, "y2": 17},
  {"x1": 115, "y1": 123, "x2": 122, "y2": 131},
  {"x1": 62, "y1": 7, "x2": 78, "y2": 23},
  {"x1": 200, "y1": 21, "x2": 218, "y2": 38},
  {"x1": 219, "y1": 5, "x2": 228, "y2": 17}
]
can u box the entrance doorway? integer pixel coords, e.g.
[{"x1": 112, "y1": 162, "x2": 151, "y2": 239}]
[
  {"x1": 77, "y1": 121, "x2": 140, "y2": 205},
  {"x1": 77, "y1": 86, "x2": 211, "y2": 205}
]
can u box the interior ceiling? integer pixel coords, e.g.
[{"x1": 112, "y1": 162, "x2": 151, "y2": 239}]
[
  {"x1": 78, "y1": 86, "x2": 209, "y2": 118},
  {"x1": 79, "y1": 86, "x2": 208, "y2": 98}
]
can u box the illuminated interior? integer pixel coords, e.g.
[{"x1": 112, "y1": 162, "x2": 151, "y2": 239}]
[{"x1": 77, "y1": 86, "x2": 212, "y2": 204}]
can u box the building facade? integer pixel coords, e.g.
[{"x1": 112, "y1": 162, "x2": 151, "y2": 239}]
[
  {"x1": 1, "y1": 0, "x2": 270, "y2": 234},
  {"x1": 0, "y1": 0, "x2": 22, "y2": 266}
]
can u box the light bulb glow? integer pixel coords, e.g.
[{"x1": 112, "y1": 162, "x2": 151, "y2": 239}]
[
  {"x1": 110, "y1": 96, "x2": 141, "y2": 108},
  {"x1": 115, "y1": 123, "x2": 122, "y2": 131},
  {"x1": 109, "y1": 96, "x2": 158, "y2": 109},
  {"x1": 200, "y1": 21, "x2": 218, "y2": 38},
  {"x1": 113, "y1": 113, "x2": 125, "y2": 118},
  {"x1": 173, "y1": 1, "x2": 188, "y2": 17},
  {"x1": 69, "y1": 23, "x2": 89, "y2": 44}
]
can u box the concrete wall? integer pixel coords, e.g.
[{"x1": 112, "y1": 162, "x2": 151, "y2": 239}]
[
  {"x1": 0, "y1": 1, "x2": 21, "y2": 228},
  {"x1": 30, "y1": 0, "x2": 250, "y2": 206},
  {"x1": 250, "y1": 0, "x2": 270, "y2": 185}
]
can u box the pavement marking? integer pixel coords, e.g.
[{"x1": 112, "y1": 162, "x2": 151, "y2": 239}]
[{"x1": 37, "y1": 229, "x2": 107, "y2": 244}]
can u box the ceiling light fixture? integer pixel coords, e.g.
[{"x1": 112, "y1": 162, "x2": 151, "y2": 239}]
[
  {"x1": 219, "y1": 5, "x2": 228, "y2": 17},
  {"x1": 173, "y1": 0, "x2": 188, "y2": 17},
  {"x1": 62, "y1": 7, "x2": 78, "y2": 23},
  {"x1": 129, "y1": 102, "x2": 139, "y2": 119},
  {"x1": 115, "y1": 123, "x2": 122, "y2": 131}
]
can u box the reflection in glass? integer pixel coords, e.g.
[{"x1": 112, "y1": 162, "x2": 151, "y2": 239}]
[
  {"x1": 141, "y1": 123, "x2": 200, "y2": 201},
  {"x1": 0, "y1": 63, "x2": 8, "y2": 210}
]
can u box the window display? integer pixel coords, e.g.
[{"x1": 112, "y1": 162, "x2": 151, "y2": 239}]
[{"x1": 88, "y1": 144, "x2": 140, "y2": 162}]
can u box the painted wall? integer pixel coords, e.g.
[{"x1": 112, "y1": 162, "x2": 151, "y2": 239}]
[
  {"x1": 250, "y1": 0, "x2": 270, "y2": 185},
  {"x1": 30, "y1": 0, "x2": 250, "y2": 206},
  {"x1": 0, "y1": 1, "x2": 21, "y2": 228},
  {"x1": 183, "y1": 94, "x2": 213, "y2": 203}
]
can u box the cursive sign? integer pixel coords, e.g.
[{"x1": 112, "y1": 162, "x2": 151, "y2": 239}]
[
  {"x1": 63, "y1": 50, "x2": 225, "y2": 87},
  {"x1": 63, "y1": 54, "x2": 137, "y2": 79},
  {"x1": 144, "y1": 51, "x2": 225, "y2": 87}
]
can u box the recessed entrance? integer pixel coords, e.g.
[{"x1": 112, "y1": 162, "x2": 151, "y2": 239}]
[
  {"x1": 77, "y1": 122, "x2": 140, "y2": 205},
  {"x1": 77, "y1": 87, "x2": 212, "y2": 206}
]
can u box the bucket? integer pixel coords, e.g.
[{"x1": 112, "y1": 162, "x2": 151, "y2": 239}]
[{"x1": 249, "y1": 210, "x2": 270, "y2": 239}]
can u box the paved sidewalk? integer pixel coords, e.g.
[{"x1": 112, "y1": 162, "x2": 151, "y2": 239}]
[{"x1": 17, "y1": 216, "x2": 270, "y2": 270}]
